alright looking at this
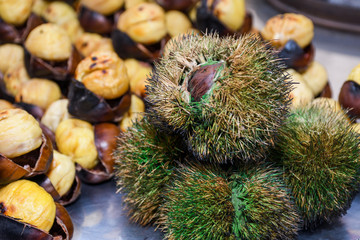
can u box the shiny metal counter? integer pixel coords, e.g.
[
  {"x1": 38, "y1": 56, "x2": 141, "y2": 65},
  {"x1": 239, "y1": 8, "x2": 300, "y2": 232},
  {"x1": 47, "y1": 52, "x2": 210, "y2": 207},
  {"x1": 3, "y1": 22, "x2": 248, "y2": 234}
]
[{"x1": 66, "y1": 0, "x2": 360, "y2": 239}]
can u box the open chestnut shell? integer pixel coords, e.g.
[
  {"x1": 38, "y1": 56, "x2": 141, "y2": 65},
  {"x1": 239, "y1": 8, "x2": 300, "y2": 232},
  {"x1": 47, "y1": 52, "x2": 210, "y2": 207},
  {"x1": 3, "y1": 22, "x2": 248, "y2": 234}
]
[
  {"x1": 339, "y1": 80, "x2": 360, "y2": 119},
  {"x1": 24, "y1": 47, "x2": 82, "y2": 82},
  {"x1": 67, "y1": 79, "x2": 131, "y2": 123},
  {"x1": 195, "y1": 4, "x2": 253, "y2": 36},
  {"x1": 112, "y1": 29, "x2": 168, "y2": 61},
  {"x1": 78, "y1": 5, "x2": 114, "y2": 35},
  {"x1": 317, "y1": 82, "x2": 332, "y2": 99},
  {"x1": 278, "y1": 40, "x2": 315, "y2": 73},
  {"x1": 0, "y1": 13, "x2": 44, "y2": 44},
  {"x1": 29, "y1": 174, "x2": 81, "y2": 206},
  {"x1": 0, "y1": 202, "x2": 73, "y2": 240},
  {"x1": 156, "y1": 0, "x2": 199, "y2": 11},
  {"x1": 0, "y1": 133, "x2": 53, "y2": 185},
  {"x1": 76, "y1": 122, "x2": 120, "y2": 184}
]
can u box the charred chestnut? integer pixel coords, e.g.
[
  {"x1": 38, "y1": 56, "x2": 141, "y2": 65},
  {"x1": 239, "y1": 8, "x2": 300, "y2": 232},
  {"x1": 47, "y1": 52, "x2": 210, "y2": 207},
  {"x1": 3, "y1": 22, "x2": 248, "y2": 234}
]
[{"x1": 75, "y1": 32, "x2": 114, "y2": 57}]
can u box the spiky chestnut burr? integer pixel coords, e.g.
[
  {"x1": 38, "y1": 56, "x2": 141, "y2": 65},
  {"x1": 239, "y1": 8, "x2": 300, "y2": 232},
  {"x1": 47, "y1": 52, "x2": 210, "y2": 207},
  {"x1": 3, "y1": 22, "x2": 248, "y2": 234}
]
[
  {"x1": 114, "y1": 116, "x2": 185, "y2": 225},
  {"x1": 272, "y1": 104, "x2": 360, "y2": 230},
  {"x1": 146, "y1": 33, "x2": 292, "y2": 163},
  {"x1": 160, "y1": 163, "x2": 300, "y2": 240}
]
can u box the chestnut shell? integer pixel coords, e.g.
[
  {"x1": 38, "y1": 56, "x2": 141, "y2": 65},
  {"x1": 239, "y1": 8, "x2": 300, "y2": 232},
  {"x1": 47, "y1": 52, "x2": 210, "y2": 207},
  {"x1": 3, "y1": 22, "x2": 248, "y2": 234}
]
[
  {"x1": 156, "y1": 0, "x2": 199, "y2": 11},
  {"x1": 24, "y1": 47, "x2": 82, "y2": 82},
  {"x1": 0, "y1": 13, "x2": 44, "y2": 44},
  {"x1": 339, "y1": 80, "x2": 360, "y2": 119},
  {"x1": 317, "y1": 82, "x2": 332, "y2": 99},
  {"x1": 278, "y1": 40, "x2": 315, "y2": 73},
  {"x1": 0, "y1": 133, "x2": 53, "y2": 185},
  {"x1": 112, "y1": 29, "x2": 168, "y2": 61},
  {"x1": 0, "y1": 202, "x2": 73, "y2": 240},
  {"x1": 67, "y1": 79, "x2": 131, "y2": 123},
  {"x1": 78, "y1": 5, "x2": 114, "y2": 35},
  {"x1": 76, "y1": 123, "x2": 120, "y2": 184}
]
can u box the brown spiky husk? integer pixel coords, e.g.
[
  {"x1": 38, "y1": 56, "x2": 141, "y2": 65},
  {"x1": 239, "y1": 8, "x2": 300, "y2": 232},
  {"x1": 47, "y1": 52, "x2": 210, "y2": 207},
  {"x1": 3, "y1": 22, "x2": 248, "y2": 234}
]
[
  {"x1": 159, "y1": 163, "x2": 235, "y2": 240},
  {"x1": 272, "y1": 104, "x2": 360, "y2": 230},
  {"x1": 231, "y1": 164, "x2": 300, "y2": 240},
  {"x1": 146, "y1": 33, "x2": 292, "y2": 163},
  {"x1": 114, "y1": 116, "x2": 185, "y2": 226}
]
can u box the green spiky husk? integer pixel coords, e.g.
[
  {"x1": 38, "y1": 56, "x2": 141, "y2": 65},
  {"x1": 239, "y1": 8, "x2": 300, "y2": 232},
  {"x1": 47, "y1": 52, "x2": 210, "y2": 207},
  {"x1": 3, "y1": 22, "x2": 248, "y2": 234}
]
[
  {"x1": 160, "y1": 163, "x2": 235, "y2": 240},
  {"x1": 231, "y1": 165, "x2": 300, "y2": 240},
  {"x1": 114, "y1": 117, "x2": 184, "y2": 225},
  {"x1": 273, "y1": 105, "x2": 360, "y2": 229},
  {"x1": 146, "y1": 33, "x2": 292, "y2": 163}
]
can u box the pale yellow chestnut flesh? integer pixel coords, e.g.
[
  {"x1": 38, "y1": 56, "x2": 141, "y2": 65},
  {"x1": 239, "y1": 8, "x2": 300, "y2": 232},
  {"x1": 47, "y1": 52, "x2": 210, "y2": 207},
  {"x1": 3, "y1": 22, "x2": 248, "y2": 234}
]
[
  {"x1": 287, "y1": 69, "x2": 314, "y2": 108},
  {"x1": 0, "y1": 179, "x2": 56, "y2": 232},
  {"x1": 301, "y1": 61, "x2": 328, "y2": 96},
  {"x1": 0, "y1": 109, "x2": 42, "y2": 158},
  {"x1": 0, "y1": 44, "x2": 24, "y2": 74},
  {"x1": 261, "y1": 13, "x2": 314, "y2": 49},
  {"x1": 117, "y1": 3, "x2": 167, "y2": 45},
  {"x1": 0, "y1": 100, "x2": 15, "y2": 111},
  {"x1": 0, "y1": 0, "x2": 34, "y2": 26},
  {"x1": 124, "y1": 58, "x2": 152, "y2": 97},
  {"x1": 3, "y1": 64, "x2": 30, "y2": 96},
  {"x1": 311, "y1": 97, "x2": 342, "y2": 113},
  {"x1": 80, "y1": 0, "x2": 124, "y2": 15},
  {"x1": 165, "y1": 10, "x2": 192, "y2": 38},
  {"x1": 209, "y1": 0, "x2": 246, "y2": 32},
  {"x1": 75, "y1": 51, "x2": 129, "y2": 99},
  {"x1": 348, "y1": 64, "x2": 360, "y2": 83},
  {"x1": 41, "y1": 99, "x2": 72, "y2": 133},
  {"x1": 56, "y1": 119, "x2": 98, "y2": 169},
  {"x1": 75, "y1": 33, "x2": 114, "y2": 57},
  {"x1": 25, "y1": 23, "x2": 72, "y2": 61},
  {"x1": 120, "y1": 95, "x2": 145, "y2": 131},
  {"x1": 15, "y1": 78, "x2": 61, "y2": 110},
  {"x1": 46, "y1": 150, "x2": 76, "y2": 197}
]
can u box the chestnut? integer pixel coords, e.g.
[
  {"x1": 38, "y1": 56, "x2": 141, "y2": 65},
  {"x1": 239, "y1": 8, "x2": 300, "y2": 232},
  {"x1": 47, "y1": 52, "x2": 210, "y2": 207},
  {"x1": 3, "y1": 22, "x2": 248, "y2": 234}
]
[
  {"x1": 286, "y1": 68, "x2": 314, "y2": 108},
  {"x1": 41, "y1": 99, "x2": 72, "y2": 133},
  {"x1": 0, "y1": 0, "x2": 34, "y2": 26},
  {"x1": 0, "y1": 179, "x2": 56, "y2": 232},
  {"x1": 15, "y1": 78, "x2": 62, "y2": 110},
  {"x1": 120, "y1": 95, "x2": 145, "y2": 131},
  {"x1": 195, "y1": 0, "x2": 252, "y2": 36},
  {"x1": 56, "y1": 118, "x2": 98, "y2": 170},
  {"x1": 24, "y1": 23, "x2": 82, "y2": 81},
  {"x1": 165, "y1": 10, "x2": 192, "y2": 38},
  {"x1": 0, "y1": 180, "x2": 73, "y2": 239},
  {"x1": 0, "y1": 109, "x2": 53, "y2": 185},
  {"x1": 124, "y1": 58, "x2": 152, "y2": 97},
  {"x1": 78, "y1": 5, "x2": 114, "y2": 35},
  {"x1": 339, "y1": 64, "x2": 360, "y2": 119},
  {"x1": 155, "y1": 0, "x2": 199, "y2": 11},
  {"x1": 76, "y1": 122, "x2": 121, "y2": 184},
  {"x1": 75, "y1": 32, "x2": 114, "y2": 57},
  {"x1": 311, "y1": 97, "x2": 342, "y2": 113},
  {"x1": 301, "y1": 61, "x2": 329, "y2": 97},
  {"x1": 0, "y1": 44, "x2": 24, "y2": 74},
  {"x1": 80, "y1": 0, "x2": 124, "y2": 16},
  {"x1": 261, "y1": 13, "x2": 315, "y2": 72},
  {"x1": 3, "y1": 63, "x2": 30, "y2": 97},
  {"x1": 0, "y1": 99, "x2": 15, "y2": 110}
]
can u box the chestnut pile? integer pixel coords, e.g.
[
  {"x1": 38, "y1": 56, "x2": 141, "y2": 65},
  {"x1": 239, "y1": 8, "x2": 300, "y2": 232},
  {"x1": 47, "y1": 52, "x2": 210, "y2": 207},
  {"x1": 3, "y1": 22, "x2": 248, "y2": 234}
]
[
  {"x1": 0, "y1": 0, "x2": 255, "y2": 238},
  {"x1": 261, "y1": 13, "x2": 332, "y2": 108}
]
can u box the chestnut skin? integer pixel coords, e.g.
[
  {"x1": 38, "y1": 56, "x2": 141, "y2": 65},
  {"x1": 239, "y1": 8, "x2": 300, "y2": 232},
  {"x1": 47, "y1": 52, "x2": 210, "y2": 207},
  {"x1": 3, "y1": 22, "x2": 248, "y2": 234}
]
[{"x1": 339, "y1": 80, "x2": 360, "y2": 119}]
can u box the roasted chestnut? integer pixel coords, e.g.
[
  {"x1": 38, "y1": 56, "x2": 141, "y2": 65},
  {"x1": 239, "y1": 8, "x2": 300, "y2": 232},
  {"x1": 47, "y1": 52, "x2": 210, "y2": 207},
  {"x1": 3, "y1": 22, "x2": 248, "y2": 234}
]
[
  {"x1": 75, "y1": 32, "x2": 114, "y2": 57},
  {"x1": 80, "y1": 0, "x2": 124, "y2": 16},
  {"x1": 301, "y1": 61, "x2": 329, "y2": 97},
  {"x1": 3, "y1": 63, "x2": 30, "y2": 97},
  {"x1": 124, "y1": 58, "x2": 152, "y2": 97},
  {"x1": 76, "y1": 122, "x2": 120, "y2": 184},
  {"x1": 195, "y1": 0, "x2": 252, "y2": 36},
  {"x1": 24, "y1": 23, "x2": 82, "y2": 81},
  {"x1": 78, "y1": 5, "x2": 114, "y2": 35},
  {"x1": 339, "y1": 64, "x2": 360, "y2": 119},
  {"x1": 261, "y1": 13, "x2": 315, "y2": 72},
  {"x1": 15, "y1": 78, "x2": 62, "y2": 110},
  {"x1": 0, "y1": 109, "x2": 53, "y2": 185},
  {"x1": 0, "y1": 44, "x2": 24, "y2": 74},
  {"x1": 0, "y1": 99, "x2": 15, "y2": 110},
  {"x1": 165, "y1": 10, "x2": 193, "y2": 37},
  {"x1": 0, "y1": 180, "x2": 73, "y2": 239},
  {"x1": 120, "y1": 95, "x2": 145, "y2": 131},
  {"x1": 286, "y1": 68, "x2": 314, "y2": 108},
  {"x1": 41, "y1": 99, "x2": 72, "y2": 133}
]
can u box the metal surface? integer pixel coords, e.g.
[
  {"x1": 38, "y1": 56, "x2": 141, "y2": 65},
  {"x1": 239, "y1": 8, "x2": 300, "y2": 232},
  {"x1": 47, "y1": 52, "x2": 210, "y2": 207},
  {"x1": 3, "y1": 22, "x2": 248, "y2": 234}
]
[{"x1": 66, "y1": 1, "x2": 360, "y2": 239}]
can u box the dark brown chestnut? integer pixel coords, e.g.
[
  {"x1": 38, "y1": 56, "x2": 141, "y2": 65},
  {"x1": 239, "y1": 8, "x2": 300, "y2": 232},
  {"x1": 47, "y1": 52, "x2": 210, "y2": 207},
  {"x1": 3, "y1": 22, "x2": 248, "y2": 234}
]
[
  {"x1": 78, "y1": 5, "x2": 114, "y2": 35},
  {"x1": 76, "y1": 122, "x2": 121, "y2": 184},
  {"x1": 317, "y1": 82, "x2": 332, "y2": 99},
  {"x1": 67, "y1": 79, "x2": 131, "y2": 123},
  {"x1": 339, "y1": 80, "x2": 360, "y2": 119}
]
